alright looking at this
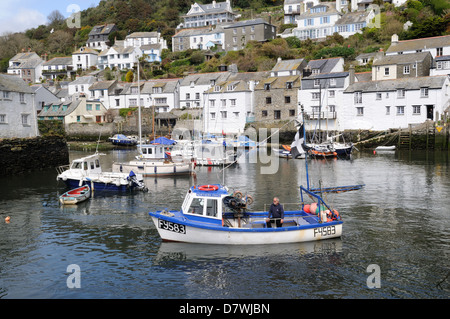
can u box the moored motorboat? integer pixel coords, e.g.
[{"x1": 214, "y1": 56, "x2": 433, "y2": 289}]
[
  {"x1": 112, "y1": 144, "x2": 194, "y2": 176},
  {"x1": 108, "y1": 134, "x2": 138, "y2": 146},
  {"x1": 148, "y1": 184, "x2": 343, "y2": 245},
  {"x1": 59, "y1": 185, "x2": 91, "y2": 205},
  {"x1": 56, "y1": 152, "x2": 146, "y2": 192}
]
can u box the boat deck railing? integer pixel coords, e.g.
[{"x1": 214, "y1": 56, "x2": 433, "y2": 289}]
[{"x1": 56, "y1": 164, "x2": 70, "y2": 175}]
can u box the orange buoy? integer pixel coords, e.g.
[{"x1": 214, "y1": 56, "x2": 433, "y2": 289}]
[{"x1": 5, "y1": 216, "x2": 11, "y2": 223}]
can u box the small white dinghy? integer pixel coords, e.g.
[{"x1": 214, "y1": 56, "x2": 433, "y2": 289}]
[{"x1": 59, "y1": 185, "x2": 91, "y2": 205}]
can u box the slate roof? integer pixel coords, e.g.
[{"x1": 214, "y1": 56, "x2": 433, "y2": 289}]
[
  {"x1": 255, "y1": 75, "x2": 301, "y2": 90},
  {"x1": 272, "y1": 58, "x2": 305, "y2": 72},
  {"x1": 39, "y1": 100, "x2": 82, "y2": 117},
  {"x1": 179, "y1": 72, "x2": 231, "y2": 86},
  {"x1": 372, "y1": 52, "x2": 432, "y2": 66},
  {"x1": 223, "y1": 18, "x2": 273, "y2": 29},
  {"x1": 344, "y1": 75, "x2": 448, "y2": 93},
  {"x1": 386, "y1": 35, "x2": 450, "y2": 54},
  {"x1": 305, "y1": 57, "x2": 343, "y2": 73},
  {"x1": 89, "y1": 24, "x2": 116, "y2": 36},
  {"x1": 43, "y1": 57, "x2": 73, "y2": 66},
  {"x1": 0, "y1": 74, "x2": 34, "y2": 94}
]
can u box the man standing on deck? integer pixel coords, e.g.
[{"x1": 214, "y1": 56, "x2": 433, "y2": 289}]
[{"x1": 266, "y1": 197, "x2": 284, "y2": 228}]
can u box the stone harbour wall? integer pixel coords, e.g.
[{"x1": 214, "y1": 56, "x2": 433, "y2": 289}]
[{"x1": 0, "y1": 136, "x2": 69, "y2": 176}]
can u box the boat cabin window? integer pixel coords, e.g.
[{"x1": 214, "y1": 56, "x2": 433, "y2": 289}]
[
  {"x1": 83, "y1": 162, "x2": 88, "y2": 170},
  {"x1": 72, "y1": 162, "x2": 82, "y2": 169},
  {"x1": 187, "y1": 197, "x2": 218, "y2": 218},
  {"x1": 90, "y1": 162, "x2": 95, "y2": 169},
  {"x1": 189, "y1": 198, "x2": 204, "y2": 215},
  {"x1": 95, "y1": 159, "x2": 100, "y2": 168}
]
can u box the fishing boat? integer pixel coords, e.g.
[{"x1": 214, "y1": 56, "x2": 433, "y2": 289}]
[
  {"x1": 56, "y1": 152, "x2": 147, "y2": 192},
  {"x1": 108, "y1": 134, "x2": 138, "y2": 146},
  {"x1": 112, "y1": 144, "x2": 194, "y2": 176},
  {"x1": 149, "y1": 184, "x2": 343, "y2": 245},
  {"x1": 59, "y1": 185, "x2": 91, "y2": 205}
]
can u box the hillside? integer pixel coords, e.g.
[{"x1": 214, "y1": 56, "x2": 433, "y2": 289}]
[{"x1": 0, "y1": 0, "x2": 449, "y2": 78}]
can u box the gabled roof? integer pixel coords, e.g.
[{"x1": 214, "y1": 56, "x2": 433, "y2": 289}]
[
  {"x1": 272, "y1": 58, "x2": 305, "y2": 72},
  {"x1": 73, "y1": 47, "x2": 99, "y2": 55},
  {"x1": 0, "y1": 74, "x2": 34, "y2": 94},
  {"x1": 179, "y1": 72, "x2": 231, "y2": 86},
  {"x1": 89, "y1": 80, "x2": 117, "y2": 91},
  {"x1": 372, "y1": 51, "x2": 431, "y2": 66},
  {"x1": 39, "y1": 100, "x2": 82, "y2": 117},
  {"x1": 43, "y1": 57, "x2": 73, "y2": 66},
  {"x1": 89, "y1": 24, "x2": 116, "y2": 36},
  {"x1": 223, "y1": 18, "x2": 274, "y2": 29},
  {"x1": 386, "y1": 35, "x2": 450, "y2": 54},
  {"x1": 305, "y1": 57, "x2": 343, "y2": 73},
  {"x1": 344, "y1": 75, "x2": 448, "y2": 93},
  {"x1": 69, "y1": 76, "x2": 96, "y2": 86},
  {"x1": 126, "y1": 32, "x2": 159, "y2": 38},
  {"x1": 255, "y1": 75, "x2": 301, "y2": 90}
]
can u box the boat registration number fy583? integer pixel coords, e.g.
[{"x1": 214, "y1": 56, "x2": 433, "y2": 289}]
[
  {"x1": 314, "y1": 225, "x2": 336, "y2": 237},
  {"x1": 158, "y1": 220, "x2": 186, "y2": 234}
]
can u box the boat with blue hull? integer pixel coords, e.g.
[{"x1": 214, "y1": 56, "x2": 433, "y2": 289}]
[
  {"x1": 57, "y1": 153, "x2": 147, "y2": 192},
  {"x1": 149, "y1": 184, "x2": 343, "y2": 245}
]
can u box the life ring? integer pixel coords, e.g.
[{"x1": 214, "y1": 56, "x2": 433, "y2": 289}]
[{"x1": 198, "y1": 184, "x2": 219, "y2": 191}]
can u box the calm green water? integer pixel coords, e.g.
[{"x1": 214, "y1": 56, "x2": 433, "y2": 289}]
[{"x1": 0, "y1": 149, "x2": 448, "y2": 299}]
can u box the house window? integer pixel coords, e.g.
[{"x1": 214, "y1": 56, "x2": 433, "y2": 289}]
[
  {"x1": 289, "y1": 109, "x2": 295, "y2": 116},
  {"x1": 354, "y1": 92, "x2": 362, "y2": 104},
  {"x1": 404, "y1": 65, "x2": 410, "y2": 74},
  {"x1": 412, "y1": 105, "x2": 421, "y2": 114},
  {"x1": 356, "y1": 107, "x2": 364, "y2": 116},
  {"x1": 186, "y1": 93, "x2": 190, "y2": 100},
  {"x1": 384, "y1": 68, "x2": 390, "y2": 76},
  {"x1": 386, "y1": 106, "x2": 390, "y2": 115},
  {"x1": 19, "y1": 93, "x2": 25, "y2": 103},
  {"x1": 437, "y1": 47, "x2": 443, "y2": 56},
  {"x1": 221, "y1": 99, "x2": 226, "y2": 107},
  {"x1": 286, "y1": 82, "x2": 293, "y2": 89},
  {"x1": 376, "y1": 92, "x2": 382, "y2": 100},
  {"x1": 21, "y1": 114, "x2": 29, "y2": 125},
  {"x1": 86, "y1": 104, "x2": 92, "y2": 111},
  {"x1": 274, "y1": 110, "x2": 281, "y2": 119},
  {"x1": 214, "y1": 86, "x2": 221, "y2": 92},
  {"x1": 420, "y1": 87, "x2": 429, "y2": 98},
  {"x1": 233, "y1": 112, "x2": 239, "y2": 118},
  {"x1": 396, "y1": 106, "x2": 405, "y2": 115},
  {"x1": 3, "y1": 91, "x2": 10, "y2": 99},
  {"x1": 210, "y1": 112, "x2": 215, "y2": 119},
  {"x1": 230, "y1": 99, "x2": 236, "y2": 106},
  {"x1": 285, "y1": 96, "x2": 291, "y2": 103},
  {"x1": 312, "y1": 92, "x2": 320, "y2": 100},
  {"x1": 96, "y1": 104, "x2": 101, "y2": 111},
  {"x1": 0, "y1": 114, "x2": 6, "y2": 123},
  {"x1": 329, "y1": 90, "x2": 335, "y2": 98},
  {"x1": 262, "y1": 110, "x2": 267, "y2": 117},
  {"x1": 314, "y1": 79, "x2": 320, "y2": 87},
  {"x1": 266, "y1": 97, "x2": 272, "y2": 104},
  {"x1": 77, "y1": 116, "x2": 81, "y2": 122},
  {"x1": 221, "y1": 111, "x2": 227, "y2": 118},
  {"x1": 209, "y1": 99, "x2": 215, "y2": 107},
  {"x1": 264, "y1": 83, "x2": 270, "y2": 91},
  {"x1": 397, "y1": 89, "x2": 405, "y2": 98},
  {"x1": 329, "y1": 78, "x2": 336, "y2": 86},
  {"x1": 195, "y1": 93, "x2": 200, "y2": 99}
]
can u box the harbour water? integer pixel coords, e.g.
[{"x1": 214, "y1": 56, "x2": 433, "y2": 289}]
[{"x1": 0, "y1": 148, "x2": 449, "y2": 299}]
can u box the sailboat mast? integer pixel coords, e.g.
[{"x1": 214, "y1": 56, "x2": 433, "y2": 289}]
[{"x1": 137, "y1": 57, "x2": 142, "y2": 151}]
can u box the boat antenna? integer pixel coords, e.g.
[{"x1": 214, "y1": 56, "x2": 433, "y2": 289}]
[
  {"x1": 95, "y1": 132, "x2": 101, "y2": 154},
  {"x1": 300, "y1": 103, "x2": 310, "y2": 190}
]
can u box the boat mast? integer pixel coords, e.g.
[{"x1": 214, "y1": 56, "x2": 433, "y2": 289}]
[
  {"x1": 137, "y1": 56, "x2": 142, "y2": 152},
  {"x1": 300, "y1": 103, "x2": 310, "y2": 190}
]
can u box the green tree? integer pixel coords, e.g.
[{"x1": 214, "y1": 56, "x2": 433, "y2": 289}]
[{"x1": 125, "y1": 70, "x2": 134, "y2": 82}]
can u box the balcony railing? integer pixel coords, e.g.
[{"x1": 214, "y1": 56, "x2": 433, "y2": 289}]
[{"x1": 307, "y1": 111, "x2": 337, "y2": 120}]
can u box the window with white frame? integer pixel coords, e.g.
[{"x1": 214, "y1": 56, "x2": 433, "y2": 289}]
[
  {"x1": 420, "y1": 87, "x2": 429, "y2": 98},
  {"x1": 0, "y1": 114, "x2": 6, "y2": 123},
  {"x1": 209, "y1": 99, "x2": 215, "y2": 107},
  {"x1": 230, "y1": 99, "x2": 236, "y2": 106},
  {"x1": 356, "y1": 107, "x2": 364, "y2": 116},
  {"x1": 312, "y1": 92, "x2": 320, "y2": 100},
  {"x1": 354, "y1": 91, "x2": 362, "y2": 104},
  {"x1": 376, "y1": 92, "x2": 382, "y2": 100},
  {"x1": 404, "y1": 65, "x2": 410, "y2": 74},
  {"x1": 329, "y1": 78, "x2": 336, "y2": 86},
  {"x1": 386, "y1": 106, "x2": 390, "y2": 115},
  {"x1": 397, "y1": 89, "x2": 405, "y2": 98},
  {"x1": 210, "y1": 112, "x2": 215, "y2": 119},
  {"x1": 21, "y1": 114, "x2": 29, "y2": 125},
  {"x1": 314, "y1": 79, "x2": 320, "y2": 87},
  {"x1": 328, "y1": 90, "x2": 335, "y2": 98},
  {"x1": 384, "y1": 67, "x2": 390, "y2": 76},
  {"x1": 396, "y1": 105, "x2": 405, "y2": 115},
  {"x1": 19, "y1": 93, "x2": 25, "y2": 103},
  {"x1": 412, "y1": 105, "x2": 421, "y2": 114},
  {"x1": 221, "y1": 99, "x2": 226, "y2": 107},
  {"x1": 221, "y1": 111, "x2": 227, "y2": 118}
]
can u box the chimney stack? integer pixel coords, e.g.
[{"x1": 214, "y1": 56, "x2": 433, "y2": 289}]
[{"x1": 349, "y1": 65, "x2": 355, "y2": 85}]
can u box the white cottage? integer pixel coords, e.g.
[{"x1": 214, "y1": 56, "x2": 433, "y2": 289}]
[
  {"x1": 342, "y1": 75, "x2": 450, "y2": 131},
  {"x1": 72, "y1": 47, "x2": 99, "y2": 71},
  {"x1": 0, "y1": 74, "x2": 38, "y2": 138}
]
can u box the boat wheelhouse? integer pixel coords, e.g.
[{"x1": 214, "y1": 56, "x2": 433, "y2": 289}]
[{"x1": 111, "y1": 144, "x2": 194, "y2": 176}]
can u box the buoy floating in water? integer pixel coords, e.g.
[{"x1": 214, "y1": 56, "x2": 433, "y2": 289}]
[{"x1": 5, "y1": 216, "x2": 11, "y2": 223}]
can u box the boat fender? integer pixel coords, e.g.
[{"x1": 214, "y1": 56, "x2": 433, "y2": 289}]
[
  {"x1": 310, "y1": 203, "x2": 317, "y2": 215},
  {"x1": 198, "y1": 185, "x2": 219, "y2": 191},
  {"x1": 233, "y1": 191, "x2": 243, "y2": 199},
  {"x1": 246, "y1": 195, "x2": 254, "y2": 206},
  {"x1": 303, "y1": 204, "x2": 311, "y2": 213}
]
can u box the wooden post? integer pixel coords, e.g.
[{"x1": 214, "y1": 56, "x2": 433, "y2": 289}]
[{"x1": 409, "y1": 124, "x2": 412, "y2": 151}]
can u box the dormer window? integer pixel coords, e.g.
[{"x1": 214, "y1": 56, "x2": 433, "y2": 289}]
[
  {"x1": 286, "y1": 82, "x2": 293, "y2": 89},
  {"x1": 264, "y1": 83, "x2": 270, "y2": 91}
]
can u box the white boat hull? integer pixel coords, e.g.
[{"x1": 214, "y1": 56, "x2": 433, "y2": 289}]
[
  {"x1": 150, "y1": 215, "x2": 342, "y2": 245},
  {"x1": 112, "y1": 160, "x2": 193, "y2": 176}
]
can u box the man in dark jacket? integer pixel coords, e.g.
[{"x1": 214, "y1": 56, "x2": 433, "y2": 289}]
[{"x1": 266, "y1": 197, "x2": 284, "y2": 228}]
